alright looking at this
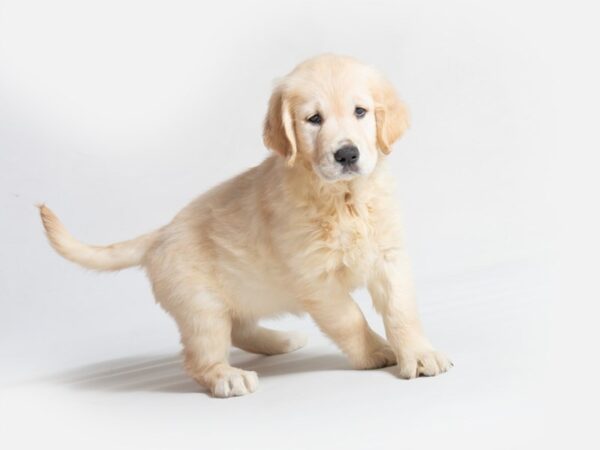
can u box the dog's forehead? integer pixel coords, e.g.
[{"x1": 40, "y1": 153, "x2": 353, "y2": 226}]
[{"x1": 286, "y1": 67, "x2": 373, "y2": 112}]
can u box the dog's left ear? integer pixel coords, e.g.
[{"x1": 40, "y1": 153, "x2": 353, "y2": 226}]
[
  {"x1": 263, "y1": 85, "x2": 298, "y2": 166},
  {"x1": 372, "y1": 75, "x2": 410, "y2": 154}
]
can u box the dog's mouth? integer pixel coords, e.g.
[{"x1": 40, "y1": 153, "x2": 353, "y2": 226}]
[
  {"x1": 342, "y1": 164, "x2": 360, "y2": 175},
  {"x1": 314, "y1": 158, "x2": 364, "y2": 182},
  {"x1": 326, "y1": 165, "x2": 362, "y2": 182}
]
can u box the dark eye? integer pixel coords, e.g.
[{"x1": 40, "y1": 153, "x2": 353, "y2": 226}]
[
  {"x1": 354, "y1": 106, "x2": 367, "y2": 118},
  {"x1": 307, "y1": 113, "x2": 322, "y2": 125}
]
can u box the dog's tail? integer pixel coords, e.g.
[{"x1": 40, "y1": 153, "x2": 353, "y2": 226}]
[{"x1": 38, "y1": 204, "x2": 160, "y2": 271}]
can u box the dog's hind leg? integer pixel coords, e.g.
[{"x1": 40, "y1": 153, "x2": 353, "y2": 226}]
[{"x1": 232, "y1": 320, "x2": 307, "y2": 355}]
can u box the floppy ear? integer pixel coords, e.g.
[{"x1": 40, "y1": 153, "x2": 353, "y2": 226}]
[
  {"x1": 373, "y1": 76, "x2": 410, "y2": 154},
  {"x1": 263, "y1": 86, "x2": 298, "y2": 166}
]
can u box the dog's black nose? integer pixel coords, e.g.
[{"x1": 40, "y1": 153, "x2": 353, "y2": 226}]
[{"x1": 334, "y1": 145, "x2": 360, "y2": 166}]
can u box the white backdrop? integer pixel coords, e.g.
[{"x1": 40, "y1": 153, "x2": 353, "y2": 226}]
[{"x1": 1, "y1": 1, "x2": 598, "y2": 449}]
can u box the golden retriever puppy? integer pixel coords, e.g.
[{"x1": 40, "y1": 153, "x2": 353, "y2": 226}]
[{"x1": 39, "y1": 54, "x2": 452, "y2": 397}]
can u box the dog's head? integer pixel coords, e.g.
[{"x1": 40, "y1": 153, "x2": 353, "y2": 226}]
[{"x1": 263, "y1": 54, "x2": 409, "y2": 182}]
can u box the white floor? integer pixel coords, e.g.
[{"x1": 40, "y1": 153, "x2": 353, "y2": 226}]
[{"x1": 1, "y1": 260, "x2": 563, "y2": 450}]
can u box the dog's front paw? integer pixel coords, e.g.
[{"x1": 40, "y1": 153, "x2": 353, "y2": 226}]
[
  {"x1": 364, "y1": 343, "x2": 397, "y2": 369},
  {"x1": 396, "y1": 342, "x2": 452, "y2": 379},
  {"x1": 350, "y1": 334, "x2": 397, "y2": 370}
]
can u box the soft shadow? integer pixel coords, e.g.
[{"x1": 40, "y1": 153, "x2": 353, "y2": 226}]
[{"x1": 41, "y1": 349, "x2": 352, "y2": 394}]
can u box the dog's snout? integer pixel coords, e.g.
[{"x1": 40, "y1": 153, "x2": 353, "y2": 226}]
[{"x1": 334, "y1": 145, "x2": 360, "y2": 166}]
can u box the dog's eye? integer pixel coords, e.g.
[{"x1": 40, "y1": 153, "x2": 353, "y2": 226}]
[
  {"x1": 307, "y1": 113, "x2": 322, "y2": 125},
  {"x1": 354, "y1": 107, "x2": 367, "y2": 118}
]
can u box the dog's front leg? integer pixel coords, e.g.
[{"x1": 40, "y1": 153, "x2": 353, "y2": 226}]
[
  {"x1": 368, "y1": 250, "x2": 452, "y2": 378},
  {"x1": 303, "y1": 292, "x2": 396, "y2": 369}
]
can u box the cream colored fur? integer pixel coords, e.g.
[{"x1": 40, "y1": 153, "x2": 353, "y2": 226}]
[{"x1": 39, "y1": 54, "x2": 451, "y2": 398}]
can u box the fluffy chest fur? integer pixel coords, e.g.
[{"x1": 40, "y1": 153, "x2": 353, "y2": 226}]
[{"x1": 277, "y1": 172, "x2": 389, "y2": 293}]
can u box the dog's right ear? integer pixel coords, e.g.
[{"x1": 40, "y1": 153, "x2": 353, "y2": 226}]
[{"x1": 263, "y1": 85, "x2": 298, "y2": 166}]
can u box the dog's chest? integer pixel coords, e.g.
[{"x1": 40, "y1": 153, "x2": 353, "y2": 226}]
[{"x1": 293, "y1": 197, "x2": 380, "y2": 288}]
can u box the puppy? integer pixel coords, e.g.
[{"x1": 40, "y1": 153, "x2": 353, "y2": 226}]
[{"x1": 40, "y1": 54, "x2": 452, "y2": 397}]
